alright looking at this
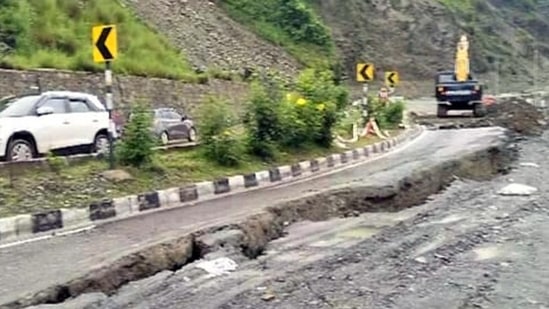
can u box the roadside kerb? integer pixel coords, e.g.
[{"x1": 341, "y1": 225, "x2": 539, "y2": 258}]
[
  {"x1": 0, "y1": 142, "x2": 199, "y2": 170},
  {"x1": 0, "y1": 126, "x2": 423, "y2": 246}
]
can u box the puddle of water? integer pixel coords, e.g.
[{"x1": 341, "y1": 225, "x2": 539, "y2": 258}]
[{"x1": 473, "y1": 246, "x2": 502, "y2": 261}]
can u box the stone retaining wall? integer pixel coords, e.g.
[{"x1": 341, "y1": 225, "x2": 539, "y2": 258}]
[{"x1": 0, "y1": 68, "x2": 250, "y2": 116}]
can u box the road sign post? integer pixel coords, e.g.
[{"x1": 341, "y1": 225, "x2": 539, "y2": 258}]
[
  {"x1": 356, "y1": 63, "x2": 374, "y2": 124},
  {"x1": 93, "y1": 24, "x2": 118, "y2": 169}
]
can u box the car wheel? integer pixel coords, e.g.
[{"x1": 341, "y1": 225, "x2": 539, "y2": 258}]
[
  {"x1": 160, "y1": 131, "x2": 170, "y2": 145},
  {"x1": 188, "y1": 127, "x2": 197, "y2": 142},
  {"x1": 93, "y1": 133, "x2": 110, "y2": 155},
  {"x1": 437, "y1": 105, "x2": 448, "y2": 118},
  {"x1": 6, "y1": 139, "x2": 35, "y2": 162},
  {"x1": 473, "y1": 103, "x2": 487, "y2": 118}
]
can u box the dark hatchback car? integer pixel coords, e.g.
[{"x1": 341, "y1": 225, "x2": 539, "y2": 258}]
[{"x1": 125, "y1": 108, "x2": 197, "y2": 145}]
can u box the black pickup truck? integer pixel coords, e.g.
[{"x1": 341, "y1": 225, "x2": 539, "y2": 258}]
[{"x1": 435, "y1": 70, "x2": 486, "y2": 117}]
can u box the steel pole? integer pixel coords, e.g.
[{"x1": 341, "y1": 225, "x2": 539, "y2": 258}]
[{"x1": 105, "y1": 61, "x2": 115, "y2": 169}]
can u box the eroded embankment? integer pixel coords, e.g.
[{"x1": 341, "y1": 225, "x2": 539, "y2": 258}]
[{"x1": 4, "y1": 137, "x2": 518, "y2": 309}]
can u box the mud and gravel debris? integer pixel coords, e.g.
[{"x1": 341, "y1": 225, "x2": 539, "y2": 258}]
[
  {"x1": 219, "y1": 133, "x2": 549, "y2": 309},
  {"x1": 414, "y1": 98, "x2": 547, "y2": 136},
  {"x1": 488, "y1": 97, "x2": 547, "y2": 135}
]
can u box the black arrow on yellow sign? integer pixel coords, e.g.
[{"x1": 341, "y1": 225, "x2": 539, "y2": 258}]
[
  {"x1": 96, "y1": 27, "x2": 113, "y2": 60},
  {"x1": 385, "y1": 71, "x2": 399, "y2": 87},
  {"x1": 388, "y1": 72, "x2": 396, "y2": 84},
  {"x1": 356, "y1": 63, "x2": 374, "y2": 82},
  {"x1": 92, "y1": 24, "x2": 118, "y2": 63},
  {"x1": 360, "y1": 64, "x2": 371, "y2": 80}
]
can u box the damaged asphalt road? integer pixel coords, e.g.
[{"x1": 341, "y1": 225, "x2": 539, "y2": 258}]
[
  {"x1": 218, "y1": 134, "x2": 549, "y2": 309},
  {"x1": 8, "y1": 99, "x2": 549, "y2": 309}
]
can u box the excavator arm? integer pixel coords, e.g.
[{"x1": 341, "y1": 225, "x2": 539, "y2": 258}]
[
  {"x1": 435, "y1": 34, "x2": 486, "y2": 118},
  {"x1": 455, "y1": 35, "x2": 470, "y2": 82}
]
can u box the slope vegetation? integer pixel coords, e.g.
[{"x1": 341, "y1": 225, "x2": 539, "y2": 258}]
[
  {"x1": 0, "y1": 0, "x2": 196, "y2": 80},
  {"x1": 220, "y1": 0, "x2": 335, "y2": 69},
  {"x1": 120, "y1": 0, "x2": 303, "y2": 78}
]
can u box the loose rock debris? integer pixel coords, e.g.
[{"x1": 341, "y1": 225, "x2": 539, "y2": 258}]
[
  {"x1": 415, "y1": 97, "x2": 547, "y2": 136},
  {"x1": 195, "y1": 257, "x2": 238, "y2": 277}
]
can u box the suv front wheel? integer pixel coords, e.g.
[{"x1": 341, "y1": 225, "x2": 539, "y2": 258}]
[
  {"x1": 188, "y1": 127, "x2": 197, "y2": 142},
  {"x1": 6, "y1": 139, "x2": 36, "y2": 162},
  {"x1": 93, "y1": 133, "x2": 110, "y2": 155}
]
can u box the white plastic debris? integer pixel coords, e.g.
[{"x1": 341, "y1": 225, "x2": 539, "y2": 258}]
[
  {"x1": 497, "y1": 183, "x2": 538, "y2": 196},
  {"x1": 519, "y1": 162, "x2": 540, "y2": 168},
  {"x1": 195, "y1": 257, "x2": 238, "y2": 277}
]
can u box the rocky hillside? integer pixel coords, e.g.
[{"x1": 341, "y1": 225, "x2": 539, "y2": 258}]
[
  {"x1": 312, "y1": 0, "x2": 549, "y2": 93},
  {"x1": 125, "y1": 0, "x2": 548, "y2": 95},
  {"x1": 1, "y1": 0, "x2": 546, "y2": 97},
  {"x1": 119, "y1": 0, "x2": 302, "y2": 78}
]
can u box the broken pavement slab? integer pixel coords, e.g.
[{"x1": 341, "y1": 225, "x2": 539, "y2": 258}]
[{"x1": 498, "y1": 183, "x2": 538, "y2": 196}]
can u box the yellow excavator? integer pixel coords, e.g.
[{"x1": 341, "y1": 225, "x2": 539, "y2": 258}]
[{"x1": 435, "y1": 35, "x2": 486, "y2": 117}]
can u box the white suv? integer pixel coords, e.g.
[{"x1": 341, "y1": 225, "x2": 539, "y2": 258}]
[{"x1": 0, "y1": 91, "x2": 111, "y2": 161}]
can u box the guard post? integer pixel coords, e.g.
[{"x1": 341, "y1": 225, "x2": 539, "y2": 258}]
[{"x1": 92, "y1": 24, "x2": 118, "y2": 169}]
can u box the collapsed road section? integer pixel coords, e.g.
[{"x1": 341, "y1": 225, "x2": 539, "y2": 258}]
[
  {"x1": 2, "y1": 98, "x2": 545, "y2": 309},
  {"x1": 5, "y1": 125, "x2": 519, "y2": 309}
]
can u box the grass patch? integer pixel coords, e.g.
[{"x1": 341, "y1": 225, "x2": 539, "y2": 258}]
[
  {"x1": 219, "y1": 0, "x2": 336, "y2": 69},
  {"x1": 0, "y1": 133, "x2": 401, "y2": 218},
  {"x1": 0, "y1": 0, "x2": 197, "y2": 81}
]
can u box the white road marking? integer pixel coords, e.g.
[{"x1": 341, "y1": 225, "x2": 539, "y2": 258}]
[{"x1": 0, "y1": 225, "x2": 96, "y2": 250}]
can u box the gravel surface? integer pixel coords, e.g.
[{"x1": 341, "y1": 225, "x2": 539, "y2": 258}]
[{"x1": 218, "y1": 132, "x2": 549, "y2": 309}]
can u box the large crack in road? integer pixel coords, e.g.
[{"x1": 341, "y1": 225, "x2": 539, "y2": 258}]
[
  {"x1": 220, "y1": 133, "x2": 549, "y2": 309},
  {"x1": 16, "y1": 130, "x2": 520, "y2": 309},
  {"x1": 4, "y1": 98, "x2": 546, "y2": 309}
]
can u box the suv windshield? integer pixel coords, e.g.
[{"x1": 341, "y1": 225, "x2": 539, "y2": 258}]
[
  {"x1": 437, "y1": 73, "x2": 455, "y2": 83},
  {"x1": 0, "y1": 95, "x2": 40, "y2": 117}
]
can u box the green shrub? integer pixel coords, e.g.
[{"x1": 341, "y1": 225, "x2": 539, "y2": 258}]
[
  {"x1": 366, "y1": 97, "x2": 405, "y2": 129},
  {"x1": 381, "y1": 100, "x2": 405, "y2": 127},
  {"x1": 46, "y1": 151, "x2": 67, "y2": 175},
  {"x1": 279, "y1": 93, "x2": 323, "y2": 148},
  {"x1": 116, "y1": 103, "x2": 156, "y2": 167},
  {"x1": 198, "y1": 96, "x2": 243, "y2": 166},
  {"x1": 335, "y1": 108, "x2": 362, "y2": 137},
  {"x1": 204, "y1": 130, "x2": 243, "y2": 167},
  {"x1": 243, "y1": 78, "x2": 285, "y2": 160},
  {"x1": 294, "y1": 68, "x2": 349, "y2": 148}
]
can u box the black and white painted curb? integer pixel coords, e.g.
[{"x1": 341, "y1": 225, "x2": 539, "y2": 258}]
[{"x1": 0, "y1": 126, "x2": 423, "y2": 245}]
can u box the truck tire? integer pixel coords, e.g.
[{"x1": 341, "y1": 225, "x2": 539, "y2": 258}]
[
  {"x1": 473, "y1": 103, "x2": 487, "y2": 118},
  {"x1": 437, "y1": 105, "x2": 448, "y2": 118}
]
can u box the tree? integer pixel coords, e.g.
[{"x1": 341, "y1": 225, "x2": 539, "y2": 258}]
[{"x1": 116, "y1": 103, "x2": 156, "y2": 167}]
